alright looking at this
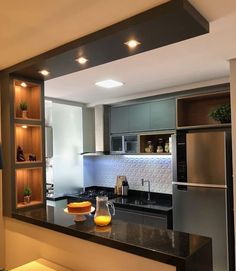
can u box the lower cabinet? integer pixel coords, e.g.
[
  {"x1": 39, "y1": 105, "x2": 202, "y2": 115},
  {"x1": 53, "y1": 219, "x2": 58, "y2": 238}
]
[
  {"x1": 47, "y1": 199, "x2": 67, "y2": 208},
  {"x1": 115, "y1": 208, "x2": 168, "y2": 229}
]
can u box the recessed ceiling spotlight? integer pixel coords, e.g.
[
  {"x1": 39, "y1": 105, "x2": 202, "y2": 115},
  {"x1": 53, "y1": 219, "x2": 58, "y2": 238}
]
[
  {"x1": 95, "y1": 80, "x2": 124, "y2": 89},
  {"x1": 39, "y1": 70, "x2": 50, "y2": 76},
  {"x1": 76, "y1": 57, "x2": 88, "y2": 64},
  {"x1": 21, "y1": 125, "x2": 28, "y2": 129},
  {"x1": 124, "y1": 39, "x2": 141, "y2": 48},
  {"x1": 20, "y1": 82, "x2": 27, "y2": 87}
]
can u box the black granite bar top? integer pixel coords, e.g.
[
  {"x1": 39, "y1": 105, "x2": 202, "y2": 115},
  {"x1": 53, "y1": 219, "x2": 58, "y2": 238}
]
[{"x1": 12, "y1": 206, "x2": 212, "y2": 271}]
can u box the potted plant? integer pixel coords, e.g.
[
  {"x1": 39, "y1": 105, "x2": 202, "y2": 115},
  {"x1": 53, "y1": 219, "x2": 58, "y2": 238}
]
[
  {"x1": 209, "y1": 104, "x2": 231, "y2": 124},
  {"x1": 19, "y1": 101, "x2": 28, "y2": 118},
  {"x1": 23, "y1": 186, "x2": 32, "y2": 204}
]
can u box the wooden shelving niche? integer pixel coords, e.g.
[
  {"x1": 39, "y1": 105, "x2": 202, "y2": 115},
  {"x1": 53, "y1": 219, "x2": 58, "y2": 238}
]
[
  {"x1": 16, "y1": 168, "x2": 43, "y2": 209},
  {"x1": 177, "y1": 91, "x2": 231, "y2": 129},
  {"x1": 14, "y1": 80, "x2": 41, "y2": 121},
  {"x1": 12, "y1": 78, "x2": 45, "y2": 211},
  {"x1": 139, "y1": 133, "x2": 173, "y2": 155},
  {"x1": 15, "y1": 124, "x2": 42, "y2": 164}
]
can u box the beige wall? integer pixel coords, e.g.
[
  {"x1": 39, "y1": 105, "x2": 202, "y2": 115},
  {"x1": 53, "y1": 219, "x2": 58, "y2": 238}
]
[
  {"x1": 0, "y1": 87, "x2": 4, "y2": 268},
  {"x1": 5, "y1": 218, "x2": 175, "y2": 271},
  {"x1": 230, "y1": 59, "x2": 236, "y2": 265},
  {"x1": 0, "y1": 172, "x2": 4, "y2": 268}
]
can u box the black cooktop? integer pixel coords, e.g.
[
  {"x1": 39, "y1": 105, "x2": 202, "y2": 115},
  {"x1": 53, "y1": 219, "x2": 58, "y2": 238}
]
[{"x1": 67, "y1": 187, "x2": 115, "y2": 202}]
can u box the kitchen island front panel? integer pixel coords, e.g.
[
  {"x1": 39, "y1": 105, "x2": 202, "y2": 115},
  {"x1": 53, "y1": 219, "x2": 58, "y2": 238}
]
[{"x1": 13, "y1": 206, "x2": 212, "y2": 271}]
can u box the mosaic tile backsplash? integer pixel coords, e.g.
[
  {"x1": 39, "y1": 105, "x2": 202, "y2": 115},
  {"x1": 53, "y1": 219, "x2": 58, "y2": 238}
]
[{"x1": 83, "y1": 155, "x2": 172, "y2": 194}]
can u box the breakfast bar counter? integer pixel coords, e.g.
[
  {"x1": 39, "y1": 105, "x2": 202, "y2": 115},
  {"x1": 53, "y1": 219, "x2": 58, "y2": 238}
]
[{"x1": 12, "y1": 206, "x2": 212, "y2": 271}]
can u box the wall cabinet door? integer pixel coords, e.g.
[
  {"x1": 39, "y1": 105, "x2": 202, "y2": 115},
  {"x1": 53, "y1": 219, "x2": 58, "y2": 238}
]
[
  {"x1": 128, "y1": 103, "x2": 150, "y2": 132},
  {"x1": 110, "y1": 98, "x2": 176, "y2": 134},
  {"x1": 110, "y1": 106, "x2": 129, "y2": 133},
  {"x1": 150, "y1": 99, "x2": 176, "y2": 130}
]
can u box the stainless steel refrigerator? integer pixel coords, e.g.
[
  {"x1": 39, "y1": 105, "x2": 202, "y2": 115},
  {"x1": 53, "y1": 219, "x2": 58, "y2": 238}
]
[{"x1": 172, "y1": 129, "x2": 234, "y2": 271}]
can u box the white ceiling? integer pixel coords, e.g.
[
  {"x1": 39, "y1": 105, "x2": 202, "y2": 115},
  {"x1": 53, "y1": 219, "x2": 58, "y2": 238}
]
[{"x1": 2, "y1": 1, "x2": 236, "y2": 105}]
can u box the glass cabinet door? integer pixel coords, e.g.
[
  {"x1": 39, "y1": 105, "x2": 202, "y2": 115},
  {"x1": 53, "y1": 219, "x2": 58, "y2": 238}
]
[
  {"x1": 124, "y1": 135, "x2": 138, "y2": 153},
  {"x1": 111, "y1": 136, "x2": 124, "y2": 153}
]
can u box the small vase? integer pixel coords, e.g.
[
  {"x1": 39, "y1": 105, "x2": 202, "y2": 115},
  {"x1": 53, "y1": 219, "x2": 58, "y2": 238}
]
[
  {"x1": 24, "y1": 195, "x2": 31, "y2": 204},
  {"x1": 22, "y1": 110, "x2": 28, "y2": 119},
  {"x1": 145, "y1": 141, "x2": 154, "y2": 153}
]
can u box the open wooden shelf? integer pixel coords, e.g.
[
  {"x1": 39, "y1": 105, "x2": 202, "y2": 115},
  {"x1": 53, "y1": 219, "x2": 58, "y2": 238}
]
[
  {"x1": 15, "y1": 167, "x2": 43, "y2": 209},
  {"x1": 15, "y1": 124, "x2": 42, "y2": 163},
  {"x1": 14, "y1": 80, "x2": 41, "y2": 120},
  {"x1": 139, "y1": 133, "x2": 172, "y2": 154},
  {"x1": 177, "y1": 91, "x2": 230, "y2": 128}
]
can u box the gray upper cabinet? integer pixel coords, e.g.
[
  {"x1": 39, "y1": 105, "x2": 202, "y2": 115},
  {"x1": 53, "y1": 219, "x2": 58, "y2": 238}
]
[
  {"x1": 110, "y1": 106, "x2": 129, "y2": 133},
  {"x1": 128, "y1": 103, "x2": 150, "y2": 131},
  {"x1": 110, "y1": 98, "x2": 176, "y2": 134},
  {"x1": 150, "y1": 99, "x2": 176, "y2": 130}
]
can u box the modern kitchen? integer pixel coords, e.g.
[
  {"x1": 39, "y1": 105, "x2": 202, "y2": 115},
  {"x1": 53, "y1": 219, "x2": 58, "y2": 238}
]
[{"x1": 0, "y1": 1, "x2": 236, "y2": 271}]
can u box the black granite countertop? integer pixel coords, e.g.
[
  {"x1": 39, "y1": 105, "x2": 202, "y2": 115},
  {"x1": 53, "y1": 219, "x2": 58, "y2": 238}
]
[
  {"x1": 46, "y1": 194, "x2": 67, "y2": 201},
  {"x1": 111, "y1": 197, "x2": 173, "y2": 229},
  {"x1": 111, "y1": 196, "x2": 172, "y2": 213},
  {"x1": 12, "y1": 206, "x2": 212, "y2": 271}
]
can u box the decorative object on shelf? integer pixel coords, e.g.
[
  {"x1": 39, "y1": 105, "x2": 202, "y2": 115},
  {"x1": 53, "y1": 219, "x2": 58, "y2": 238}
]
[
  {"x1": 209, "y1": 104, "x2": 231, "y2": 124},
  {"x1": 19, "y1": 101, "x2": 28, "y2": 118},
  {"x1": 145, "y1": 141, "x2": 154, "y2": 153},
  {"x1": 164, "y1": 142, "x2": 169, "y2": 153},
  {"x1": 17, "y1": 146, "x2": 26, "y2": 162},
  {"x1": 23, "y1": 186, "x2": 32, "y2": 204},
  {"x1": 156, "y1": 138, "x2": 164, "y2": 153},
  {"x1": 29, "y1": 154, "x2": 36, "y2": 161},
  {"x1": 94, "y1": 196, "x2": 115, "y2": 226}
]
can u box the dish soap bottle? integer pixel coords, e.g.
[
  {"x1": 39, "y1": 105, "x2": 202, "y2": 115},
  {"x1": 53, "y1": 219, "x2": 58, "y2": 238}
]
[{"x1": 121, "y1": 180, "x2": 129, "y2": 196}]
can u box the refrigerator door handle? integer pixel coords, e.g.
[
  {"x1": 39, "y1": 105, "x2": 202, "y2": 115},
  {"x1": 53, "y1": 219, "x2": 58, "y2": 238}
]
[{"x1": 172, "y1": 181, "x2": 227, "y2": 189}]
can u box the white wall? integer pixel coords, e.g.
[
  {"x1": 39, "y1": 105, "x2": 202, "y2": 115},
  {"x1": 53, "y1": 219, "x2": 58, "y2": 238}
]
[
  {"x1": 230, "y1": 59, "x2": 236, "y2": 264},
  {"x1": 52, "y1": 103, "x2": 83, "y2": 194},
  {"x1": 84, "y1": 155, "x2": 172, "y2": 194}
]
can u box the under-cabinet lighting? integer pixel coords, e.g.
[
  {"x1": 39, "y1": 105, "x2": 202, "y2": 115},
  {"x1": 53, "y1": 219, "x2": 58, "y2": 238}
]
[
  {"x1": 21, "y1": 125, "x2": 28, "y2": 129},
  {"x1": 123, "y1": 155, "x2": 172, "y2": 158},
  {"x1": 95, "y1": 79, "x2": 124, "y2": 88},
  {"x1": 76, "y1": 57, "x2": 88, "y2": 64},
  {"x1": 20, "y1": 82, "x2": 27, "y2": 87},
  {"x1": 124, "y1": 39, "x2": 141, "y2": 48},
  {"x1": 39, "y1": 70, "x2": 50, "y2": 76}
]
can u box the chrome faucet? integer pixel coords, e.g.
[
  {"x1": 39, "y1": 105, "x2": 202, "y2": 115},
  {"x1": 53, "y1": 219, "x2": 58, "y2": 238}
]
[{"x1": 141, "y1": 178, "x2": 151, "y2": 202}]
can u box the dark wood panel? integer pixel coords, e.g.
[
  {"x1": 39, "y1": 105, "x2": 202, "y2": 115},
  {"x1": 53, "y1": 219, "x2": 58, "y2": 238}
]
[{"x1": 1, "y1": 0, "x2": 209, "y2": 81}]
